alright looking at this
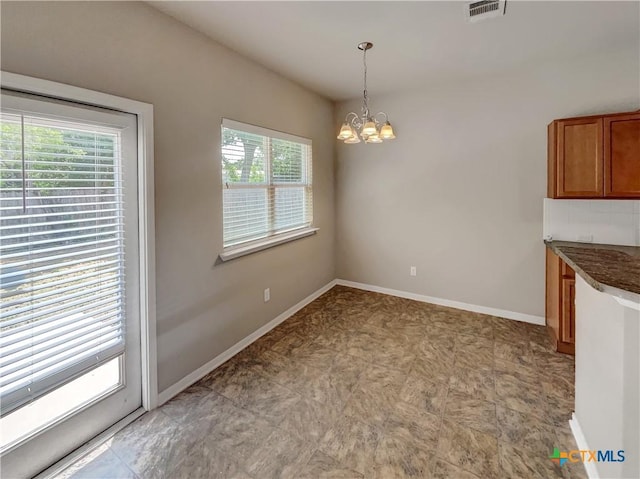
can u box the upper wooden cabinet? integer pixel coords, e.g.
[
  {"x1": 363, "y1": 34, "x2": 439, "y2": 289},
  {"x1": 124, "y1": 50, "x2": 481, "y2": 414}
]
[
  {"x1": 604, "y1": 114, "x2": 640, "y2": 197},
  {"x1": 548, "y1": 111, "x2": 640, "y2": 199}
]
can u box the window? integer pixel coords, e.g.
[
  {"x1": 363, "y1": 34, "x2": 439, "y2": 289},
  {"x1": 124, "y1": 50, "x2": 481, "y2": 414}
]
[{"x1": 221, "y1": 119, "x2": 313, "y2": 253}]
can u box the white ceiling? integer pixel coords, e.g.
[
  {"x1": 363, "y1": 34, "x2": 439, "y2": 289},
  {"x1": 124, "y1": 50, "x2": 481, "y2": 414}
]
[{"x1": 149, "y1": 1, "x2": 639, "y2": 101}]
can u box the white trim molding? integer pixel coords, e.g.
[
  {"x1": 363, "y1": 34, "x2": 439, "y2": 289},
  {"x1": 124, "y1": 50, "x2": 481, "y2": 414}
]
[
  {"x1": 570, "y1": 413, "x2": 599, "y2": 479},
  {"x1": 157, "y1": 279, "x2": 337, "y2": 405},
  {"x1": 219, "y1": 227, "x2": 318, "y2": 262},
  {"x1": 335, "y1": 279, "x2": 545, "y2": 325},
  {"x1": 1, "y1": 71, "x2": 158, "y2": 410}
]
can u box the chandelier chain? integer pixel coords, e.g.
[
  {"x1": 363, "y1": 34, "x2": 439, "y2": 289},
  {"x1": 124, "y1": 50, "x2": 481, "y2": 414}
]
[{"x1": 362, "y1": 48, "x2": 369, "y2": 118}]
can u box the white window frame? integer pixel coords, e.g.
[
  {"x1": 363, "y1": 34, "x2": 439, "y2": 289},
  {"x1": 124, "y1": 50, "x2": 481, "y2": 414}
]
[
  {"x1": 219, "y1": 118, "x2": 317, "y2": 262},
  {"x1": 0, "y1": 71, "x2": 157, "y2": 413}
]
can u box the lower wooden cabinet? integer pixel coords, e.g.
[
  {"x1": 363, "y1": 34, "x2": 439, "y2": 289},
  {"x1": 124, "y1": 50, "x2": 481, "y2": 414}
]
[{"x1": 546, "y1": 249, "x2": 575, "y2": 355}]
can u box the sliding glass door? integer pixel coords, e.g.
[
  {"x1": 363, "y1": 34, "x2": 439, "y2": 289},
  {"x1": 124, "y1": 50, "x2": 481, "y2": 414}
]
[{"x1": 0, "y1": 91, "x2": 142, "y2": 478}]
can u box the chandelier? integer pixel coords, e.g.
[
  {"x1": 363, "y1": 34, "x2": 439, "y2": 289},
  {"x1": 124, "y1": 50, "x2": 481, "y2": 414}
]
[{"x1": 337, "y1": 42, "x2": 396, "y2": 144}]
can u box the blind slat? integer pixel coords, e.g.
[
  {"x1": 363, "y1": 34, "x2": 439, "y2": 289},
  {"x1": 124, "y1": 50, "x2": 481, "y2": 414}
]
[
  {"x1": 1, "y1": 299, "x2": 122, "y2": 346},
  {"x1": 1, "y1": 282, "x2": 121, "y2": 322},
  {"x1": 0, "y1": 313, "x2": 122, "y2": 369},
  {"x1": 0, "y1": 253, "x2": 121, "y2": 289}
]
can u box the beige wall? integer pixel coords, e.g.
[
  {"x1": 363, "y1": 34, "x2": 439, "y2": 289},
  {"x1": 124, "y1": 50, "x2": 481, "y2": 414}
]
[
  {"x1": 0, "y1": 1, "x2": 335, "y2": 393},
  {"x1": 336, "y1": 48, "x2": 640, "y2": 318}
]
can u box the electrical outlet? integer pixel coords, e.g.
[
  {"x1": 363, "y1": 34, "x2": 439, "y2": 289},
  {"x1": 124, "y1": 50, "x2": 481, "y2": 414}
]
[
  {"x1": 410, "y1": 266, "x2": 417, "y2": 277},
  {"x1": 264, "y1": 288, "x2": 270, "y2": 302},
  {"x1": 577, "y1": 234, "x2": 593, "y2": 243}
]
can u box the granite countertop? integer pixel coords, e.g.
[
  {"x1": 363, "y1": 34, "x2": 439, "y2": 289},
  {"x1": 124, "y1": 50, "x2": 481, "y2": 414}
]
[{"x1": 545, "y1": 240, "x2": 640, "y2": 302}]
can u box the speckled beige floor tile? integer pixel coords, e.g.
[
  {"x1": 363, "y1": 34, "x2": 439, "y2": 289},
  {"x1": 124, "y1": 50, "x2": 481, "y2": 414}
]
[
  {"x1": 109, "y1": 410, "x2": 197, "y2": 479},
  {"x1": 386, "y1": 401, "x2": 442, "y2": 451},
  {"x1": 160, "y1": 384, "x2": 227, "y2": 425},
  {"x1": 542, "y1": 375, "x2": 574, "y2": 401},
  {"x1": 448, "y1": 364, "x2": 496, "y2": 402},
  {"x1": 544, "y1": 393, "x2": 574, "y2": 427},
  {"x1": 494, "y1": 340, "x2": 537, "y2": 368},
  {"x1": 311, "y1": 328, "x2": 352, "y2": 351},
  {"x1": 370, "y1": 449, "x2": 433, "y2": 479},
  {"x1": 296, "y1": 364, "x2": 360, "y2": 408},
  {"x1": 296, "y1": 451, "x2": 363, "y2": 479},
  {"x1": 422, "y1": 323, "x2": 456, "y2": 341},
  {"x1": 278, "y1": 395, "x2": 341, "y2": 443},
  {"x1": 529, "y1": 331, "x2": 557, "y2": 354},
  {"x1": 355, "y1": 363, "x2": 406, "y2": 399},
  {"x1": 371, "y1": 314, "x2": 427, "y2": 342},
  {"x1": 490, "y1": 316, "x2": 536, "y2": 343},
  {"x1": 454, "y1": 313, "x2": 494, "y2": 339},
  {"x1": 495, "y1": 369, "x2": 549, "y2": 419},
  {"x1": 399, "y1": 372, "x2": 449, "y2": 416},
  {"x1": 201, "y1": 356, "x2": 267, "y2": 401},
  {"x1": 318, "y1": 415, "x2": 382, "y2": 474},
  {"x1": 371, "y1": 408, "x2": 438, "y2": 477},
  {"x1": 436, "y1": 419, "x2": 500, "y2": 478},
  {"x1": 496, "y1": 404, "x2": 558, "y2": 456},
  {"x1": 444, "y1": 390, "x2": 497, "y2": 435},
  {"x1": 201, "y1": 399, "x2": 273, "y2": 462},
  {"x1": 499, "y1": 442, "x2": 564, "y2": 479},
  {"x1": 453, "y1": 334, "x2": 494, "y2": 371},
  {"x1": 235, "y1": 373, "x2": 302, "y2": 425},
  {"x1": 534, "y1": 349, "x2": 575, "y2": 376},
  {"x1": 494, "y1": 354, "x2": 542, "y2": 380},
  {"x1": 287, "y1": 342, "x2": 338, "y2": 370},
  {"x1": 59, "y1": 443, "x2": 137, "y2": 479},
  {"x1": 416, "y1": 335, "x2": 455, "y2": 362},
  {"x1": 430, "y1": 459, "x2": 480, "y2": 479},
  {"x1": 344, "y1": 330, "x2": 390, "y2": 362},
  {"x1": 270, "y1": 332, "x2": 310, "y2": 357},
  {"x1": 343, "y1": 385, "x2": 397, "y2": 425},
  {"x1": 243, "y1": 427, "x2": 314, "y2": 479},
  {"x1": 422, "y1": 310, "x2": 460, "y2": 331},
  {"x1": 410, "y1": 352, "x2": 454, "y2": 384},
  {"x1": 166, "y1": 443, "x2": 252, "y2": 479}
]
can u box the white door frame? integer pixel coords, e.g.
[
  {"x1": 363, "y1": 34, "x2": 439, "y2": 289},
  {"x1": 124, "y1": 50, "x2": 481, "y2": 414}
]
[{"x1": 0, "y1": 70, "x2": 158, "y2": 411}]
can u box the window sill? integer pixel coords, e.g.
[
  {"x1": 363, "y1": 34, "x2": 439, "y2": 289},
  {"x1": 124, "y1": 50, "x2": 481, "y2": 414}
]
[{"x1": 219, "y1": 227, "x2": 319, "y2": 262}]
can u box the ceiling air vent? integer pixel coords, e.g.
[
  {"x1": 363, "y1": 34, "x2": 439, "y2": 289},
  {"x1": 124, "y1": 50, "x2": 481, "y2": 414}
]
[{"x1": 466, "y1": 0, "x2": 506, "y2": 22}]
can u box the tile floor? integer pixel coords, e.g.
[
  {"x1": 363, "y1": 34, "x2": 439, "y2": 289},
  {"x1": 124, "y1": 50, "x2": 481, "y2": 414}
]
[{"x1": 58, "y1": 286, "x2": 587, "y2": 479}]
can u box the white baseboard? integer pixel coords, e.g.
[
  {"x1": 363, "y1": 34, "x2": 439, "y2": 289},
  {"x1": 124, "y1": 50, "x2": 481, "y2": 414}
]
[
  {"x1": 335, "y1": 279, "x2": 545, "y2": 326},
  {"x1": 157, "y1": 279, "x2": 337, "y2": 406},
  {"x1": 570, "y1": 413, "x2": 599, "y2": 479}
]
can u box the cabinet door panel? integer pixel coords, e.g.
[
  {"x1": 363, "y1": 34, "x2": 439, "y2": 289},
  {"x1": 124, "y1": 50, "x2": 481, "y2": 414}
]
[
  {"x1": 556, "y1": 118, "x2": 603, "y2": 198},
  {"x1": 561, "y1": 278, "x2": 575, "y2": 344},
  {"x1": 561, "y1": 260, "x2": 575, "y2": 278},
  {"x1": 546, "y1": 249, "x2": 561, "y2": 340},
  {"x1": 604, "y1": 114, "x2": 640, "y2": 197}
]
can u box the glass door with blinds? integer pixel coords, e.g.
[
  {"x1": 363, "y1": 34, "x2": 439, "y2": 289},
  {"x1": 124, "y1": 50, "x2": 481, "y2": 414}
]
[{"x1": 0, "y1": 90, "x2": 141, "y2": 479}]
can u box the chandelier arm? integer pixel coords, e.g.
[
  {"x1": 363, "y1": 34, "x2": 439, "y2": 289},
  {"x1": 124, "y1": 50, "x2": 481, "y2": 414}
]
[
  {"x1": 344, "y1": 111, "x2": 362, "y2": 129},
  {"x1": 373, "y1": 111, "x2": 389, "y2": 126}
]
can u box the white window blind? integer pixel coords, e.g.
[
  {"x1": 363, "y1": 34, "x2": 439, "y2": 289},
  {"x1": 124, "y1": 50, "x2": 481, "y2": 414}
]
[
  {"x1": 221, "y1": 119, "x2": 312, "y2": 249},
  {"x1": 0, "y1": 109, "x2": 126, "y2": 415}
]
